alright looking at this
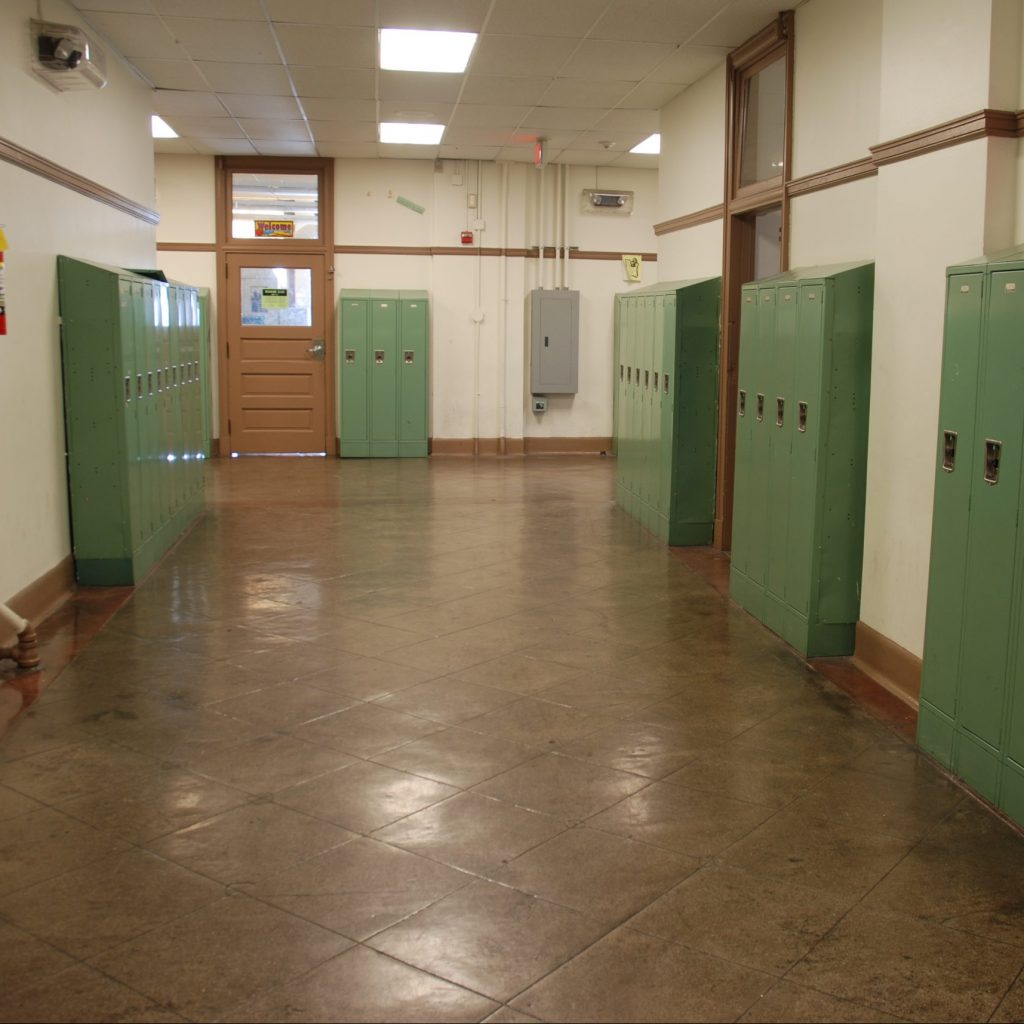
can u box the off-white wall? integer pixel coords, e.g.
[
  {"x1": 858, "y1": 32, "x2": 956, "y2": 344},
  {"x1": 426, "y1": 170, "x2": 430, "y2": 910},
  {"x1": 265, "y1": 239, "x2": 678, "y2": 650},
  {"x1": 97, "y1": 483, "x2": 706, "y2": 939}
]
[
  {"x1": 788, "y1": 178, "x2": 878, "y2": 266},
  {"x1": 656, "y1": 221, "x2": 724, "y2": 282},
  {"x1": 792, "y1": 0, "x2": 882, "y2": 176},
  {"x1": 155, "y1": 156, "x2": 216, "y2": 244},
  {"x1": 0, "y1": 0, "x2": 155, "y2": 604}
]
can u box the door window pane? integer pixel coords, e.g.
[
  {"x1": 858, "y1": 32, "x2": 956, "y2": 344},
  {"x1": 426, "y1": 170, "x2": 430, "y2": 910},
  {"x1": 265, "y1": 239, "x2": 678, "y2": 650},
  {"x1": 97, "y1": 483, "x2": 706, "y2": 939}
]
[
  {"x1": 232, "y1": 173, "x2": 319, "y2": 240},
  {"x1": 240, "y1": 267, "x2": 313, "y2": 327},
  {"x1": 739, "y1": 58, "x2": 786, "y2": 188}
]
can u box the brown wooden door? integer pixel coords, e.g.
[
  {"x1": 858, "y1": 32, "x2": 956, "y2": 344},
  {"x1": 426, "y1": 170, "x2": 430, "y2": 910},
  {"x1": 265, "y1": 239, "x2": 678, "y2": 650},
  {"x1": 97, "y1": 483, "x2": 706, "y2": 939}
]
[{"x1": 225, "y1": 252, "x2": 327, "y2": 454}]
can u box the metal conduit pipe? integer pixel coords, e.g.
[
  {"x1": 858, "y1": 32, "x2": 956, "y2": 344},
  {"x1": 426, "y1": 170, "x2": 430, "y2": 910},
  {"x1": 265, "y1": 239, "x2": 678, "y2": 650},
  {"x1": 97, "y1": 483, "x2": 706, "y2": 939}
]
[{"x1": 0, "y1": 602, "x2": 40, "y2": 669}]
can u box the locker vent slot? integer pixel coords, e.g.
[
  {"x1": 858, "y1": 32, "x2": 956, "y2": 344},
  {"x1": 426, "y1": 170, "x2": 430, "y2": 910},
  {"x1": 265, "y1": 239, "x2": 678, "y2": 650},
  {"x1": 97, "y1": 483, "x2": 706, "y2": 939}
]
[
  {"x1": 798, "y1": 401, "x2": 808, "y2": 433},
  {"x1": 984, "y1": 439, "x2": 1002, "y2": 484},
  {"x1": 942, "y1": 430, "x2": 958, "y2": 473}
]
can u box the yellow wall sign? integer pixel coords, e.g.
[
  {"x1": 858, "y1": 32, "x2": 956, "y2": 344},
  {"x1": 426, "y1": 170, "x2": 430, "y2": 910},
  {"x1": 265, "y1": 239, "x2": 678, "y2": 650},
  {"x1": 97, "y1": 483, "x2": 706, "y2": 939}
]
[
  {"x1": 261, "y1": 288, "x2": 288, "y2": 309},
  {"x1": 255, "y1": 219, "x2": 294, "y2": 237},
  {"x1": 622, "y1": 254, "x2": 642, "y2": 282}
]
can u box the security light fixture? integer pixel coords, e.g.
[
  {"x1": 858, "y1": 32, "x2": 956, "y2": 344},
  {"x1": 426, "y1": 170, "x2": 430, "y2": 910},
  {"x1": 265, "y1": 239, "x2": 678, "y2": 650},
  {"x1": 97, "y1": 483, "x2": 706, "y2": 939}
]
[
  {"x1": 380, "y1": 122, "x2": 445, "y2": 145},
  {"x1": 379, "y1": 28, "x2": 477, "y2": 73},
  {"x1": 630, "y1": 133, "x2": 661, "y2": 154},
  {"x1": 151, "y1": 115, "x2": 178, "y2": 138}
]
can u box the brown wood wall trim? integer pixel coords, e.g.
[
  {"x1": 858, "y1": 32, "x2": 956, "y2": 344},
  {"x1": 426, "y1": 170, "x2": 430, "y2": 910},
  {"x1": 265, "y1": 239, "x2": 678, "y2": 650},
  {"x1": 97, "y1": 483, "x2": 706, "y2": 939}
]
[
  {"x1": 851, "y1": 620, "x2": 922, "y2": 709},
  {"x1": 654, "y1": 204, "x2": 726, "y2": 236},
  {"x1": 786, "y1": 157, "x2": 878, "y2": 198},
  {"x1": 156, "y1": 242, "x2": 216, "y2": 252},
  {"x1": 731, "y1": 16, "x2": 789, "y2": 67},
  {"x1": 335, "y1": 244, "x2": 655, "y2": 261},
  {"x1": 430, "y1": 437, "x2": 612, "y2": 455},
  {"x1": 0, "y1": 136, "x2": 160, "y2": 226},
  {"x1": 870, "y1": 108, "x2": 1018, "y2": 168},
  {"x1": 2, "y1": 556, "x2": 75, "y2": 641}
]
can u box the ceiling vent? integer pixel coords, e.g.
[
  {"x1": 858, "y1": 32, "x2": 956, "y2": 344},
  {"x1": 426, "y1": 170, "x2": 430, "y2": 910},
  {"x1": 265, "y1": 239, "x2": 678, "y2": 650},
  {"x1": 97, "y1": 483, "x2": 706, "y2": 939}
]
[
  {"x1": 581, "y1": 189, "x2": 634, "y2": 215},
  {"x1": 31, "y1": 20, "x2": 108, "y2": 91}
]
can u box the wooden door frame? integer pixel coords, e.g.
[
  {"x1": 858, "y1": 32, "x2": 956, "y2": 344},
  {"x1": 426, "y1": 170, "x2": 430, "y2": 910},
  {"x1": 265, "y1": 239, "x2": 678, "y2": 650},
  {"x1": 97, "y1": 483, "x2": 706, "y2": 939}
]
[
  {"x1": 716, "y1": 12, "x2": 794, "y2": 550},
  {"x1": 215, "y1": 156, "x2": 336, "y2": 456}
]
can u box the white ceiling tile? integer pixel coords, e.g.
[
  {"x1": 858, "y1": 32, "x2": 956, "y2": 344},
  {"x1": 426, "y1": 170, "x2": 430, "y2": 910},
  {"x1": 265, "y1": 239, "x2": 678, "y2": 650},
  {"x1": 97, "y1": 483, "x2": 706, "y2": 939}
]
[
  {"x1": 290, "y1": 67, "x2": 376, "y2": 99},
  {"x1": 515, "y1": 129, "x2": 581, "y2": 149},
  {"x1": 555, "y1": 149, "x2": 621, "y2": 165},
  {"x1": 486, "y1": 0, "x2": 607, "y2": 37},
  {"x1": 617, "y1": 80, "x2": 686, "y2": 108},
  {"x1": 573, "y1": 128, "x2": 650, "y2": 150},
  {"x1": 559, "y1": 39, "x2": 676, "y2": 81},
  {"x1": 539, "y1": 79, "x2": 635, "y2": 108},
  {"x1": 437, "y1": 145, "x2": 502, "y2": 160},
  {"x1": 163, "y1": 18, "x2": 280, "y2": 63},
  {"x1": 470, "y1": 35, "x2": 577, "y2": 78},
  {"x1": 75, "y1": 0, "x2": 152, "y2": 12},
  {"x1": 498, "y1": 144, "x2": 545, "y2": 162},
  {"x1": 152, "y1": 89, "x2": 226, "y2": 115},
  {"x1": 448, "y1": 104, "x2": 531, "y2": 129},
  {"x1": 274, "y1": 24, "x2": 375, "y2": 68},
  {"x1": 130, "y1": 59, "x2": 207, "y2": 90},
  {"x1": 379, "y1": 100, "x2": 454, "y2": 124},
  {"x1": 189, "y1": 137, "x2": 258, "y2": 154},
  {"x1": 237, "y1": 119, "x2": 312, "y2": 141},
  {"x1": 153, "y1": 137, "x2": 200, "y2": 153},
  {"x1": 309, "y1": 121, "x2": 380, "y2": 143},
  {"x1": 220, "y1": 94, "x2": 303, "y2": 118},
  {"x1": 378, "y1": 144, "x2": 440, "y2": 160},
  {"x1": 81, "y1": 12, "x2": 190, "y2": 59},
  {"x1": 690, "y1": 0, "x2": 781, "y2": 48},
  {"x1": 441, "y1": 126, "x2": 516, "y2": 146},
  {"x1": 589, "y1": 108, "x2": 658, "y2": 133},
  {"x1": 379, "y1": 71, "x2": 465, "y2": 103},
  {"x1": 301, "y1": 97, "x2": 376, "y2": 121},
  {"x1": 378, "y1": 0, "x2": 490, "y2": 31},
  {"x1": 196, "y1": 62, "x2": 294, "y2": 94},
  {"x1": 316, "y1": 142, "x2": 380, "y2": 158},
  {"x1": 163, "y1": 115, "x2": 245, "y2": 138},
  {"x1": 267, "y1": 0, "x2": 375, "y2": 26},
  {"x1": 255, "y1": 141, "x2": 319, "y2": 156},
  {"x1": 648, "y1": 45, "x2": 731, "y2": 85},
  {"x1": 150, "y1": 0, "x2": 265, "y2": 18},
  {"x1": 609, "y1": 151, "x2": 659, "y2": 168},
  {"x1": 590, "y1": 0, "x2": 729, "y2": 44},
  {"x1": 459, "y1": 75, "x2": 551, "y2": 105},
  {"x1": 525, "y1": 107, "x2": 603, "y2": 130}
]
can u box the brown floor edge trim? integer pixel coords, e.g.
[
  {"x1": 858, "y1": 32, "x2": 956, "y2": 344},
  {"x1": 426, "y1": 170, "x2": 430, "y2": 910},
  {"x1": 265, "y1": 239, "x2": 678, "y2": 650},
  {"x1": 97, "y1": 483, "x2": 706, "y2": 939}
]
[
  {"x1": 429, "y1": 437, "x2": 612, "y2": 456},
  {"x1": 850, "y1": 620, "x2": 922, "y2": 709},
  {"x1": 2, "y1": 555, "x2": 76, "y2": 642}
]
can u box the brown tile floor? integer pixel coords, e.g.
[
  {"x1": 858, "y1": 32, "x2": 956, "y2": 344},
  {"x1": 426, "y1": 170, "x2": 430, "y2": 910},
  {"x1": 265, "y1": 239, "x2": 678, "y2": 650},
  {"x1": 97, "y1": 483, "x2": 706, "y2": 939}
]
[{"x1": 1, "y1": 455, "x2": 1024, "y2": 1022}]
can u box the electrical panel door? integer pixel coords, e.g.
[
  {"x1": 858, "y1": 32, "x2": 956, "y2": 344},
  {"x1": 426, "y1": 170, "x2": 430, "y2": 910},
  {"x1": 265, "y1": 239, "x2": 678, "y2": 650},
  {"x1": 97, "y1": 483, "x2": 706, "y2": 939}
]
[{"x1": 529, "y1": 289, "x2": 579, "y2": 394}]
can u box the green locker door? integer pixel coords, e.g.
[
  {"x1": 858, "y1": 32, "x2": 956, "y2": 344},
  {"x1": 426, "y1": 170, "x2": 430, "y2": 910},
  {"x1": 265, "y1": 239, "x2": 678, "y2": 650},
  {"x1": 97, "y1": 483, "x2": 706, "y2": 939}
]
[
  {"x1": 119, "y1": 279, "x2": 144, "y2": 553},
  {"x1": 340, "y1": 298, "x2": 370, "y2": 457},
  {"x1": 765, "y1": 285, "x2": 798, "y2": 607},
  {"x1": 956, "y1": 269, "x2": 1024, "y2": 797},
  {"x1": 657, "y1": 295, "x2": 675, "y2": 521},
  {"x1": 919, "y1": 272, "x2": 984, "y2": 763},
  {"x1": 747, "y1": 286, "x2": 777, "y2": 588},
  {"x1": 398, "y1": 297, "x2": 428, "y2": 456},
  {"x1": 731, "y1": 287, "x2": 758, "y2": 581},
  {"x1": 141, "y1": 281, "x2": 159, "y2": 537},
  {"x1": 370, "y1": 298, "x2": 398, "y2": 455}
]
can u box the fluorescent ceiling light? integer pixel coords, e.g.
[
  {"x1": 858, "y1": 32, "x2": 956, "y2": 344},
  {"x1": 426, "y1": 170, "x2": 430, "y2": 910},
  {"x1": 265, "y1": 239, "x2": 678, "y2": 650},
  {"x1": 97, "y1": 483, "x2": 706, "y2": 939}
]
[
  {"x1": 151, "y1": 114, "x2": 177, "y2": 138},
  {"x1": 630, "y1": 133, "x2": 660, "y2": 154},
  {"x1": 380, "y1": 28, "x2": 477, "y2": 73},
  {"x1": 380, "y1": 122, "x2": 445, "y2": 145}
]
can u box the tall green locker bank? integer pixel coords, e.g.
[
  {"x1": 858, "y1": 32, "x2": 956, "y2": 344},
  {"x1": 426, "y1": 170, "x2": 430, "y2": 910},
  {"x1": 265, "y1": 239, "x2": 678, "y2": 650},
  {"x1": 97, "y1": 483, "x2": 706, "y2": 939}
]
[
  {"x1": 338, "y1": 290, "x2": 429, "y2": 457},
  {"x1": 729, "y1": 261, "x2": 874, "y2": 657},
  {"x1": 612, "y1": 278, "x2": 720, "y2": 544},
  {"x1": 57, "y1": 257, "x2": 206, "y2": 586},
  {"x1": 918, "y1": 245, "x2": 1024, "y2": 825}
]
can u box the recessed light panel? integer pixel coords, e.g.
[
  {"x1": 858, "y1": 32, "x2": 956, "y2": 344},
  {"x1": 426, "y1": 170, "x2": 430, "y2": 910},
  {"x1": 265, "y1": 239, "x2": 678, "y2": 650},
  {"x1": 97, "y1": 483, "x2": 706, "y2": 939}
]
[
  {"x1": 380, "y1": 122, "x2": 445, "y2": 145},
  {"x1": 151, "y1": 114, "x2": 178, "y2": 138},
  {"x1": 630, "y1": 133, "x2": 660, "y2": 154},
  {"x1": 380, "y1": 29, "x2": 477, "y2": 73}
]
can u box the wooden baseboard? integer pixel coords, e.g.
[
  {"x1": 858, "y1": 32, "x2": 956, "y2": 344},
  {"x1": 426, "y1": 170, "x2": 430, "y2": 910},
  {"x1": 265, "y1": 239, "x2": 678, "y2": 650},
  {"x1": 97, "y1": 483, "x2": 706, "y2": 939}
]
[
  {"x1": 523, "y1": 436, "x2": 613, "y2": 454},
  {"x1": 852, "y1": 620, "x2": 922, "y2": 709},
  {"x1": 2, "y1": 556, "x2": 75, "y2": 643},
  {"x1": 430, "y1": 437, "x2": 611, "y2": 456}
]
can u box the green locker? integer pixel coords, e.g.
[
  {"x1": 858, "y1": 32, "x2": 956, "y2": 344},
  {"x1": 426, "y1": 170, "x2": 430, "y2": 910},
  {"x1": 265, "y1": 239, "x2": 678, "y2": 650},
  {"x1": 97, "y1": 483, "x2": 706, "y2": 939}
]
[
  {"x1": 338, "y1": 290, "x2": 429, "y2": 458},
  {"x1": 57, "y1": 257, "x2": 205, "y2": 585},
  {"x1": 729, "y1": 262, "x2": 874, "y2": 657},
  {"x1": 919, "y1": 246, "x2": 1024, "y2": 822},
  {"x1": 612, "y1": 278, "x2": 720, "y2": 545},
  {"x1": 197, "y1": 288, "x2": 213, "y2": 459}
]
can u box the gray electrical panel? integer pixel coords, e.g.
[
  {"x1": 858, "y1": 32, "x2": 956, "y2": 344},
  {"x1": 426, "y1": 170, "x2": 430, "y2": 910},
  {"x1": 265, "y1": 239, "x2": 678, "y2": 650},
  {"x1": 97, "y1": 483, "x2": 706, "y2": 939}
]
[{"x1": 528, "y1": 288, "x2": 579, "y2": 394}]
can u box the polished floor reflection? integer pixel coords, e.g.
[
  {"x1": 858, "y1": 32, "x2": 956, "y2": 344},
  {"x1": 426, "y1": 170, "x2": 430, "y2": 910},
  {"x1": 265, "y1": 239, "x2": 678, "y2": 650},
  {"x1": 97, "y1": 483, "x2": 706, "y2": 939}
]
[{"x1": 1, "y1": 456, "x2": 1022, "y2": 1022}]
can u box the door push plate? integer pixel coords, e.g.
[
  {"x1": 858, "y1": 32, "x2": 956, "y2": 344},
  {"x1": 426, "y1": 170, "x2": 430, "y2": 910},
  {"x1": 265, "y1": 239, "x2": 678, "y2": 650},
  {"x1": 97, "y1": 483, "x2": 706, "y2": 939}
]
[
  {"x1": 345, "y1": 349, "x2": 356, "y2": 363},
  {"x1": 739, "y1": 389, "x2": 746, "y2": 417},
  {"x1": 404, "y1": 350, "x2": 414, "y2": 364},
  {"x1": 756, "y1": 393, "x2": 765, "y2": 422},
  {"x1": 984, "y1": 439, "x2": 1002, "y2": 484},
  {"x1": 798, "y1": 401, "x2": 808, "y2": 433},
  {"x1": 374, "y1": 350, "x2": 385, "y2": 364},
  {"x1": 942, "y1": 430, "x2": 957, "y2": 472},
  {"x1": 776, "y1": 397, "x2": 785, "y2": 428}
]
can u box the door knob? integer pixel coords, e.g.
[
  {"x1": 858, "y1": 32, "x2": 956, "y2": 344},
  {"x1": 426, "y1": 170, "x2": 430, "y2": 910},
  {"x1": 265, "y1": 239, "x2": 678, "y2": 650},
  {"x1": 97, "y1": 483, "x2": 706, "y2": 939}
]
[{"x1": 306, "y1": 340, "x2": 325, "y2": 361}]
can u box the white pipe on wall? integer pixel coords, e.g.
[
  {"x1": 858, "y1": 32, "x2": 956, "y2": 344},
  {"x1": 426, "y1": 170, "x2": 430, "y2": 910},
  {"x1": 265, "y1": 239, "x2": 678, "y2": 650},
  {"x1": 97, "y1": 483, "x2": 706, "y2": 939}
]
[
  {"x1": 539, "y1": 159, "x2": 546, "y2": 289},
  {"x1": 498, "y1": 161, "x2": 509, "y2": 453},
  {"x1": 473, "y1": 159, "x2": 483, "y2": 455}
]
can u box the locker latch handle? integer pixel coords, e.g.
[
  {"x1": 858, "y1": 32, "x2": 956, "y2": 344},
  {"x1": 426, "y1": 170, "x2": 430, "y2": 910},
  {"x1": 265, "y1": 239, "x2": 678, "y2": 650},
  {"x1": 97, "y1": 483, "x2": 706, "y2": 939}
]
[
  {"x1": 619, "y1": 364, "x2": 624, "y2": 381},
  {"x1": 137, "y1": 374, "x2": 143, "y2": 399},
  {"x1": 644, "y1": 370, "x2": 649, "y2": 389},
  {"x1": 663, "y1": 374, "x2": 669, "y2": 394},
  {"x1": 374, "y1": 350, "x2": 385, "y2": 364},
  {"x1": 798, "y1": 401, "x2": 808, "y2": 433},
  {"x1": 124, "y1": 376, "x2": 131, "y2": 403},
  {"x1": 404, "y1": 350, "x2": 414, "y2": 364},
  {"x1": 739, "y1": 389, "x2": 746, "y2": 417},
  {"x1": 626, "y1": 367, "x2": 631, "y2": 383},
  {"x1": 634, "y1": 367, "x2": 640, "y2": 386},
  {"x1": 776, "y1": 397, "x2": 784, "y2": 428},
  {"x1": 984, "y1": 439, "x2": 1002, "y2": 484},
  {"x1": 345, "y1": 349, "x2": 356, "y2": 363},
  {"x1": 756, "y1": 393, "x2": 765, "y2": 422},
  {"x1": 653, "y1": 372, "x2": 658, "y2": 391},
  {"x1": 942, "y1": 430, "x2": 957, "y2": 473},
  {"x1": 544, "y1": 336, "x2": 549, "y2": 347}
]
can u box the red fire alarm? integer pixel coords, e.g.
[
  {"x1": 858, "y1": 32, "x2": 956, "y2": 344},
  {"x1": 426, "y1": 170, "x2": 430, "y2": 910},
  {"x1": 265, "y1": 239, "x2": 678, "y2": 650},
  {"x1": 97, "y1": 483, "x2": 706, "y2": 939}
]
[{"x1": 461, "y1": 230, "x2": 474, "y2": 245}]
